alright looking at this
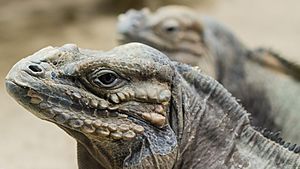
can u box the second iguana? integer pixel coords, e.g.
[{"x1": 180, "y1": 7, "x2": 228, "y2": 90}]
[{"x1": 117, "y1": 6, "x2": 300, "y2": 143}]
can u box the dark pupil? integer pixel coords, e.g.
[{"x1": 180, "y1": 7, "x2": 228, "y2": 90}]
[
  {"x1": 98, "y1": 73, "x2": 116, "y2": 85},
  {"x1": 166, "y1": 26, "x2": 176, "y2": 32}
]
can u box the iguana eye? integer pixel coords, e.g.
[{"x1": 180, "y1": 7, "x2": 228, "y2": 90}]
[
  {"x1": 93, "y1": 70, "x2": 120, "y2": 88},
  {"x1": 165, "y1": 26, "x2": 178, "y2": 33},
  {"x1": 161, "y1": 19, "x2": 180, "y2": 33}
]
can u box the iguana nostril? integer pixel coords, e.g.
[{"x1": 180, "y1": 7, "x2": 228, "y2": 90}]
[
  {"x1": 28, "y1": 65, "x2": 42, "y2": 72},
  {"x1": 27, "y1": 64, "x2": 44, "y2": 76}
]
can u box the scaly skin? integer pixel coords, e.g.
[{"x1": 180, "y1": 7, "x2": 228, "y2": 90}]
[
  {"x1": 117, "y1": 6, "x2": 300, "y2": 143},
  {"x1": 5, "y1": 43, "x2": 300, "y2": 169}
]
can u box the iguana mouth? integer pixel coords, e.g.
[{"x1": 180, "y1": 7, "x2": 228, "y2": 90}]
[
  {"x1": 6, "y1": 79, "x2": 146, "y2": 141},
  {"x1": 7, "y1": 77, "x2": 171, "y2": 141}
]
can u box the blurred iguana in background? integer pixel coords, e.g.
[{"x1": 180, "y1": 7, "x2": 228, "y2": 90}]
[{"x1": 117, "y1": 5, "x2": 300, "y2": 143}]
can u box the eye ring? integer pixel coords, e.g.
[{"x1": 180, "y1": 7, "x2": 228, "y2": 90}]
[
  {"x1": 161, "y1": 19, "x2": 180, "y2": 33},
  {"x1": 92, "y1": 70, "x2": 120, "y2": 88}
]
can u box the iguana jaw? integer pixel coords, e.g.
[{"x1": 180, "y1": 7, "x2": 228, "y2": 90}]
[{"x1": 6, "y1": 79, "x2": 145, "y2": 139}]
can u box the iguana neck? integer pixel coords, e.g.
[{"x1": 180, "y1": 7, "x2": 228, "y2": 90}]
[
  {"x1": 173, "y1": 63, "x2": 300, "y2": 168},
  {"x1": 173, "y1": 64, "x2": 248, "y2": 168},
  {"x1": 201, "y1": 17, "x2": 248, "y2": 84}
]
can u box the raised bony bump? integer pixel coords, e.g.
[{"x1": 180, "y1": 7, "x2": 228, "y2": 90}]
[
  {"x1": 147, "y1": 87, "x2": 159, "y2": 101},
  {"x1": 54, "y1": 113, "x2": 70, "y2": 124},
  {"x1": 117, "y1": 92, "x2": 126, "y2": 101},
  {"x1": 142, "y1": 112, "x2": 166, "y2": 127},
  {"x1": 118, "y1": 124, "x2": 130, "y2": 131},
  {"x1": 92, "y1": 119, "x2": 102, "y2": 127},
  {"x1": 69, "y1": 119, "x2": 84, "y2": 128},
  {"x1": 81, "y1": 98, "x2": 89, "y2": 106},
  {"x1": 158, "y1": 89, "x2": 171, "y2": 102},
  {"x1": 90, "y1": 99, "x2": 98, "y2": 108},
  {"x1": 110, "y1": 94, "x2": 120, "y2": 104},
  {"x1": 110, "y1": 131, "x2": 122, "y2": 140},
  {"x1": 108, "y1": 123, "x2": 118, "y2": 131},
  {"x1": 98, "y1": 100, "x2": 108, "y2": 109},
  {"x1": 39, "y1": 102, "x2": 52, "y2": 109},
  {"x1": 134, "y1": 85, "x2": 171, "y2": 103},
  {"x1": 122, "y1": 130, "x2": 136, "y2": 140},
  {"x1": 82, "y1": 125, "x2": 96, "y2": 133},
  {"x1": 72, "y1": 92, "x2": 82, "y2": 99},
  {"x1": 84, "y1": 119, "x2": 93, "y2": 125},
  {"x1": 118, "y1": 113, "x2": 128, "y2": 118},
  {"x1": 131, "y1": 124, "x2": 145, "y2": 134},
  {"x1": 27, "y1": 89, "x2": 43, "y2": 104},
  {"x1": 134, "y1": 88, "x2": 147, "y2": 100},
  {"x1": 97, "y1": 128, "x2": 110, "y2": 137},
  {"x1": 61, "y1": 43, "x2": 79, "y2": 52},
  {"x1": 44, "y1": 109, "x2": 56, "y2": 118},
  {"x1": 30, "y1": 97, "x2": 43, "y2": 104},
  {"x1": 155, "y1": 104, "x2": 167, "y2": 116}
]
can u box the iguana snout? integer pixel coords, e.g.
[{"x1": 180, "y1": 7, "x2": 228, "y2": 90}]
[
  {"x1": 117, "y1": 8, "x2": 149, "y2": 41},
  {"x1": 6, "y1": 46, "x2": 59, "y2": 119}
]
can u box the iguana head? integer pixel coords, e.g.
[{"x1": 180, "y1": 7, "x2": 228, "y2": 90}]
[
  {"x1": 117, "y1": 6, "x2": 209, "y2": 66},
  {"x1": 5, "y1": 43, "x2": 178, "y2": 169}
]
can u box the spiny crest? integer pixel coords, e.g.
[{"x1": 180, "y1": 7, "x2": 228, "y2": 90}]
[
  {"x1": 249, "y1": 48, "x2": 300, "y2": 80},
  {"x1": 254, "y1": 127, "x2": 300, "y2": 154}
]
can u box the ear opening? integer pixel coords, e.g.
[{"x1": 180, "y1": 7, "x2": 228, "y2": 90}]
[{"x1": 169, "y1": 71, "x2": 185, "y2": 141}]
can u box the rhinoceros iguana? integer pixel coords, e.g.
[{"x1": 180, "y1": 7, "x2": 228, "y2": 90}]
[
  {"x1": 5, "y1": 43, "x2": 300, "y2": 169},
  {"x1": 117, "y1": 6, "x2": 300, "y2": 143}
]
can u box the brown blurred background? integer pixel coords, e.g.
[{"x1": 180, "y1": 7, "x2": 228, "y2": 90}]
[{"x1": 0, "y1": 0, "x2": 299, "y2": 168}]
